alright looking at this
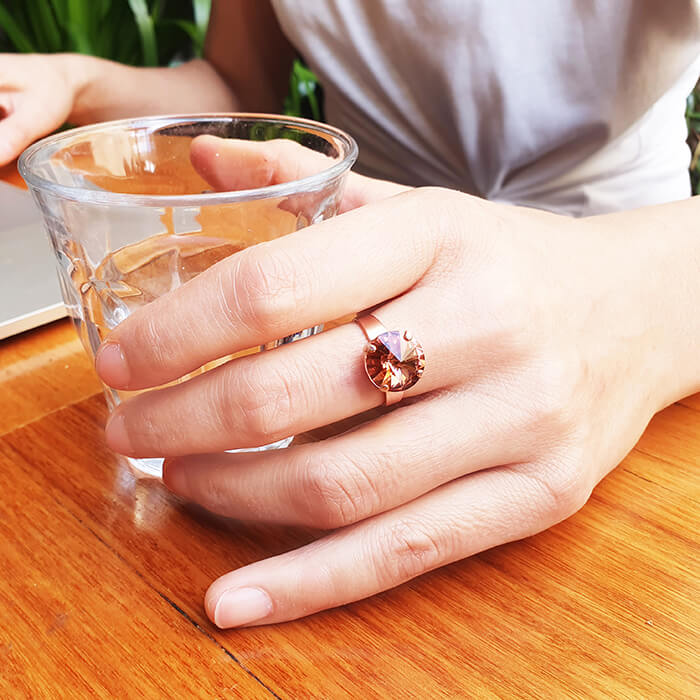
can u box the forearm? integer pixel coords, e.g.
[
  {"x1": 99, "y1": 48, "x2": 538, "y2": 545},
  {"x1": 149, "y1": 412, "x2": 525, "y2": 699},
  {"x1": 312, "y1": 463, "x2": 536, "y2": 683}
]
[
  {"x1": 55, "y1": 1, "x2": 293, "y2": 124},
  {"x1": 60, "y1": 54, "x2": 237, "y2": 125},
  {"x1": 587, "y1": 195, "x2": 700, "y2": 409}
]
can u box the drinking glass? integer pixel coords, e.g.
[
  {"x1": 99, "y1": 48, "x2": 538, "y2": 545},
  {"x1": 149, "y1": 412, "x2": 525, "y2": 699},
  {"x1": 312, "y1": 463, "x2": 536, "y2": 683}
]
[{"x1": 19, "y1": 114, "x2": 357, "y2": 477}]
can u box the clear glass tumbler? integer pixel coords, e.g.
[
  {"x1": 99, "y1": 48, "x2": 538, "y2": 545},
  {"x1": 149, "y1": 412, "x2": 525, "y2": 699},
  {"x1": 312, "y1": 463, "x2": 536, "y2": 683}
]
[{"x1": 19, "y1": 114, "x2": 357, "y2": 477}]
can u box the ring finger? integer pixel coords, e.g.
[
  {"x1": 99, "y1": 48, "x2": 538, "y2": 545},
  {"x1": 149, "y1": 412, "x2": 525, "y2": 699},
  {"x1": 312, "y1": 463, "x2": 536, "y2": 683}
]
[{"x1": 105, "y1": 287, "x2": 502, "y2": 457}]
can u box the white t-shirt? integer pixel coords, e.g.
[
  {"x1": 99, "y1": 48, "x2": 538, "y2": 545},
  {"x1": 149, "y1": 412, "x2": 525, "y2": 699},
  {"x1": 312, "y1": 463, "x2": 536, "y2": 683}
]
[{"x1": 271, "y1": 0, "x2": 700, "y2": 215}]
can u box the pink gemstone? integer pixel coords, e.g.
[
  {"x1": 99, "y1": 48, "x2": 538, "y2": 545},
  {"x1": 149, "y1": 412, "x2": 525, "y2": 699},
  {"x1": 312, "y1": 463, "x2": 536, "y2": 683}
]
[{"x1": 363, "y1": 330, "x2": 425, "y2": 392}]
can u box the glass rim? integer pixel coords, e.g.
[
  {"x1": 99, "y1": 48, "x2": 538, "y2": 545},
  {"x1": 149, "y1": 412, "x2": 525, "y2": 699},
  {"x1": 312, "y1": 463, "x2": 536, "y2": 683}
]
[{"x1": 18, "y1": 112, "x2": 358, "y2": 208}]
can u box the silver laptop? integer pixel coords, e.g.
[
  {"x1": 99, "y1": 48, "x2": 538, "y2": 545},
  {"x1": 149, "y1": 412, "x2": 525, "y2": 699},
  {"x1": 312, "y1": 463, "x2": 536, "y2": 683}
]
[{"x1": 0, "y1": 181, "x2": 65, "y2": 340}]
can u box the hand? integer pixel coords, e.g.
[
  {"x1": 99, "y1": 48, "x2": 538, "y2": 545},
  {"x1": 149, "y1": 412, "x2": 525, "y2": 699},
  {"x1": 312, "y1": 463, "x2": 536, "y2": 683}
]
[
  {"x1": 0, "y1": 53, "x2": 86, "y2": 165},
  {"x1": 96, "y1": 143, "x2": 665, "y2": 628},
  {"x1": 0, "y1": 56, "x2": 239, "y2": 166}
]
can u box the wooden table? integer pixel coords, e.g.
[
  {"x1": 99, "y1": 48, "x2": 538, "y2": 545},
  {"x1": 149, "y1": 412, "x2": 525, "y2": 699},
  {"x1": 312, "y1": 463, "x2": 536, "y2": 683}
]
[{"x1": 1, "y1": 321, "x2": 698, "y2": 699}]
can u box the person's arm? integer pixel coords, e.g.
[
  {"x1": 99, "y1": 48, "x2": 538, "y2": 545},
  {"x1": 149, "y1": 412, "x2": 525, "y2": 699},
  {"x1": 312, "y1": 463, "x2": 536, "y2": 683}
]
[
  {"x1": 71, "y1": 0, "x2": 296, "y2": 121},
  {"x1": 204, "y1": 0, "x2": 297, "y2": 112},
  {"x1": 585, "y1": 195, "x2": 700, "y2": 410},
  {"x1": 65, "y1": 57, "x2": 236, "y2": 124},
  {"x1": 0, "y1": 0, "x2": 295, "y2": 164}
]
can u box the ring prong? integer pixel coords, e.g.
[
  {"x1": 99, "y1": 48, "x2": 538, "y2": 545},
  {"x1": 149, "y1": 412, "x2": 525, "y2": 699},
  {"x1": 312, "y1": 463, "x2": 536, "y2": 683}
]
[
  {"x1": 403, "y1": 330, "x2": 413, "y2": 341},
  {"x1": 365, "y1": 342, "x2": 376, "y2": 353}
]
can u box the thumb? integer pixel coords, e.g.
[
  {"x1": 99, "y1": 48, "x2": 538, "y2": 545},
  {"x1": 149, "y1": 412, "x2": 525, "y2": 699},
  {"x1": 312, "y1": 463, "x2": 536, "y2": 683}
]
[{"x1": 189, "y1": 134, "x2": 410, "y2": 213}]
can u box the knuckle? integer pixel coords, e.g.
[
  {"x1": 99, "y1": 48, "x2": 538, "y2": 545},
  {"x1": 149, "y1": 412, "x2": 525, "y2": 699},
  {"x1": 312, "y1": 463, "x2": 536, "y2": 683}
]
[
  {"x1": 297, "y1": 456, "x2": 369, "y2": 529},
  {"x1": 294, "y1": 448, "x2": 388, "y2": 529},
  {"x1": 233, "y1": 362, "x2": 296, "y2": 445},
  {"x1": 520, "y1": 456, "x2": 591, "y2": 524},
  {"x1": 205, "y1": 369, "x2": 241, "y2": 441},
  {"x1": 176, "y1": 460, "x2": 227, "y2": 514},
  {"x1": 272, "y1": 139, "x2": 304, "y2": 169},
  {"x1": 410, "y1": 187, "x2": 471, "y2": 270},
  {"x1": 372, "y1": 518, "x2": 446, "y2": 583},
  {"x1": 525, "y1": 356, "x2": 580, "y2": 437},
  {"x1": 222, "y1": 244, "x2": 310, "y2": 337},
  {"x1": 118, "y1": 396, "x2": 161, "y2": 453},
  {"x1": 413, "y1": 185, "x2": 461, "y2": 205},
  {"x1": 128, "y1": 312, "x2": 173, "y2": 375}
]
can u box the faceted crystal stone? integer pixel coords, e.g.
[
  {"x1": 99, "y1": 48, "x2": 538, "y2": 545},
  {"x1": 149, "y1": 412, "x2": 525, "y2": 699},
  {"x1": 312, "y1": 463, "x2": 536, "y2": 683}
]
[{"x1": 363, "y1": 330, "x2": 426, "y2": 392}]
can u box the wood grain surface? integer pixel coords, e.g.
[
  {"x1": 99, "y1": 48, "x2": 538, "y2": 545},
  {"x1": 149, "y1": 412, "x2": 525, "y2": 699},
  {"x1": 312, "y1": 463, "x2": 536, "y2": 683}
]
[
  {"x1": 0, "y1": 317, "x2": 698, "y2": 699},
  {"x1": 0, "y1": 319, "x2": 100, "y2": 436}
]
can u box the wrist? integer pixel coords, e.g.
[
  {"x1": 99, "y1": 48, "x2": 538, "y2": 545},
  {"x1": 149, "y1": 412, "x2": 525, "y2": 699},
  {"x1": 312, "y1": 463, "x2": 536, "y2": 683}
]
[
  {"x1": 582, "y1": 199, "x2": 700, "y2": 411},
  {"x1": 57, "y1": 53, "x2": 118, "y2": 125},
  {"x1": 60, "y1": 56, "x2": 236, "y2": 125}
]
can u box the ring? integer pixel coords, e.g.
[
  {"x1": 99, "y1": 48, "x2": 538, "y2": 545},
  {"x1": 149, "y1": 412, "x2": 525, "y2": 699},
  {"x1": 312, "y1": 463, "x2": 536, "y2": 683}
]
[{"x1": 355, "y1": 314, "x2": 426, "y2": 406}]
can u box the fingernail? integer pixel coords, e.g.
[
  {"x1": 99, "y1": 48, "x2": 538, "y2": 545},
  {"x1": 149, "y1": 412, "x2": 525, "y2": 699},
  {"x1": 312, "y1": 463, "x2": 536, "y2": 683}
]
[
  {"x1": 214, "y1": 587, "x2": 273, "y2": 628},
  {"x1": 105, "y1": 412, "x2": 134, "y2": 456},
  {"x1": 162, "y1": 459, "x2": 186, "y2": 494},
  {"x1": 95, "y1": 342, "x2": 131, "y2": 388}
]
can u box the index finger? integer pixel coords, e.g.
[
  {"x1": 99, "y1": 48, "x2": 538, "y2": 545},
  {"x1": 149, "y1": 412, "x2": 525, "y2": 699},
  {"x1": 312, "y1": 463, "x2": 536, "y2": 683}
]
[{"x1": 96, "y1": 187, "x2": 452, "y2": 391}]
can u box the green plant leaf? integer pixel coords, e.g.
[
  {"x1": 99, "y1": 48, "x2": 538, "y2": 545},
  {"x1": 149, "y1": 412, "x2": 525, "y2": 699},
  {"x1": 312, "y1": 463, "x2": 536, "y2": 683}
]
[
  {"x1": 192, "y1": 0, "x2": 211, "y2": 36},
  {"x1": 3, "y1": 1, "x2": 35, "y2": 47},
  {"x1": 27, "y1": 0, "x2": 62, "y2": 53},
  {"x1": 285, "y1": 59, "x2": 322, "y2": 121},
  {"x1": 151, "y1": 0, "x2": 166, "y2": 22},
  {"x1": 96, "y1": 0, "x2": 113, "y2": 24},
  {"x1": 127, "y1": 0, "x2": 158, "y2": 66},
  {"x1": 0, "y1": 4, "x2": 37, "y2": 53},
  {"x1": 164, "y1": 18, "x2": 201, "y2": 44},
  {"x1": 49, "y1": 0, "x2": 69, "y2": 26},
  {"x1": 66, "y1": 0, "x2": 95, "y2": 53},
  {"x1": 162, "y1": 13, "x2": 207, "y2": 57},
  {"x1": 98, "y1": 2, "x2": 135, "y2": 62}
]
